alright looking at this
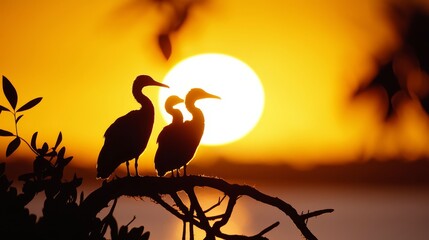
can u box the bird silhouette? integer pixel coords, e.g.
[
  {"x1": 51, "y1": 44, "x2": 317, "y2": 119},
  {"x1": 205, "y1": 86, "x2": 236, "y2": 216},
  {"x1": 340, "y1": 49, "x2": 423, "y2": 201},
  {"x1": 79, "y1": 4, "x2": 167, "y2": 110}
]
[
  {"x1": 154, "y1": 95, "x2": 184, "y2": 177},
  {"x1": 97, "y1": 75, "x2": 168, "y2": 179},
  {"x1": 155, "y1": 88, "x2": 220, "y2": 177}
]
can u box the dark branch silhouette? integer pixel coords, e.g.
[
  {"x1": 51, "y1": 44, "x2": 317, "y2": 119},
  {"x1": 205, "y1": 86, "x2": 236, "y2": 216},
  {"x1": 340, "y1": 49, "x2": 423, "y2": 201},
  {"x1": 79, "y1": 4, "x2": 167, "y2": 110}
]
[
  {"x1": 80, "y1": 176, "x2": 332, "y2": 240},
  {"x1": 97, "y1": 75, "x2": 169, "y2": 179}
]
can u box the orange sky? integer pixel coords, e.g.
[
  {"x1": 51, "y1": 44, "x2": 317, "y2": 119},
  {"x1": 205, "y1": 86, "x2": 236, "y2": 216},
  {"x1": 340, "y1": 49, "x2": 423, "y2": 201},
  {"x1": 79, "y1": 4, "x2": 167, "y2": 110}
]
[{"x1": 1, "y1": 0, "x2": 429, "y2": 169}]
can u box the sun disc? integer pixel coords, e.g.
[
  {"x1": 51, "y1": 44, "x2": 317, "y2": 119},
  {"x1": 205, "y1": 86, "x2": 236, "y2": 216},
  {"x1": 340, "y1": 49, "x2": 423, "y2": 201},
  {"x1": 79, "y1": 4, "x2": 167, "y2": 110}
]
[{"x1": 158, "y1": 53, "x2": 264, "y2": 145}]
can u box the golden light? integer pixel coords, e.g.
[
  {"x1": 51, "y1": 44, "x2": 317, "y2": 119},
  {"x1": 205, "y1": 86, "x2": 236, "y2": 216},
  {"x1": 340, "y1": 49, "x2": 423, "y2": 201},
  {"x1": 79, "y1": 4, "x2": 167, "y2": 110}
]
[{"x1": 158, "y1": 53, "x2": 265, "y2": 145}]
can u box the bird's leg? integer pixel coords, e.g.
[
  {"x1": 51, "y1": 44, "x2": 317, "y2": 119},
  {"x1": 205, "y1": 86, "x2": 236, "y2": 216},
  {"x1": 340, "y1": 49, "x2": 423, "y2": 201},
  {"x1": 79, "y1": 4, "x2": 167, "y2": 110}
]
[
  {"x1": 135, "y1": 157, "x2": 139, "y2": 177},
  {"x1": 170, "y1": 170, "x2": 175, "y2": 178},
  {"x1": 126, "y1": 161, "x2": 130, "y2": 177}
]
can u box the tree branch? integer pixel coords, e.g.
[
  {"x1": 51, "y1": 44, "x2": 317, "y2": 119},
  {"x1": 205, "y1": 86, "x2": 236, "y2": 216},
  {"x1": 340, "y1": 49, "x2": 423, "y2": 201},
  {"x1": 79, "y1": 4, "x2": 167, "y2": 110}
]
[{"x1": 80, "y1": 175, "x2": 332, "y2": 240}]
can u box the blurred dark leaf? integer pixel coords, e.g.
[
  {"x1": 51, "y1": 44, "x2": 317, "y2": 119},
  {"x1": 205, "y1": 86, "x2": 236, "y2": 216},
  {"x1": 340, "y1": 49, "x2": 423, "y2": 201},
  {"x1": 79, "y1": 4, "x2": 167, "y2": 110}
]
[
  {"x1": 33, "y1": 156, "x2": 51, "y2": 176},
  {"x1": 158, "y1": 34, "x2": 172, "y2": 60},
  {"x1": 2, "y1": 76, "x2": 18, "y2": 110},
  {"x1": 420, "y1": 95, "x2": 429, "y2": 113},
  {"x1": 73, "y1": 174, "x2": 83, "y2": 187},
  {"x1": 62, "y1": 157, "x2": 73, "y2": 168},
  {"x1": 45, "y1": 181, "x2": 60, "y2": 199},
  {"x1": 128, "y1": 226, "x2": 144, "y2": 239},
  {"x1": 171, "y1": 7, "x2": 189, "y2": 32},
  {"x1": 62, "y1": 157, "x2": 73, "y2": 167},
  {"x1": 18, "y1": 173, "x2": 35, "y2": 182},
  {"x1": 354, "y1": 62, "x2": 402, "y2": 119},
  {"x1": 80, "y1": 191, "x2": 84, "y2": 204},
  {"x1": 17, "y1": 97, "x2": 42, "y2": 112},
  {"x1": 31, "y1": 132, "x2": 38, "y2": 150},
  {"x1": 6, "y1": 137, "x2": 21, "y2": 157},
  {"x1": 45, "y1": 150, "x2": 57, "y2": 157},
  {"x1": 0, "y1": 105, "x2": 10, "y2": 113},
  {"x1": 141, "y1": 231, "x2": 150, "y2": 240},
  {"x1": 39, "y1": 142, "x2": 49, "y2": 155},
  {"x1": 0, "y1": 129, "x2": 14, "y2": 136},
  {"x1": 54, "y1": 132, "x2": 62, "y2": 149},
  {"x1": 58, "y1": 147, "x2": 66, "y2": 159},
  {"x1": 405, "y1": 10, "x2": 429, "y2": 73},
  {"x1": 119, "y1": 225, "x2": 128, "y2": 238},
  {"x1": 0, "y1": 162, "x2": 5, "y2": 175},
  {"x1": 16, "y1": 114, "x2": 23, "y2": 123}
]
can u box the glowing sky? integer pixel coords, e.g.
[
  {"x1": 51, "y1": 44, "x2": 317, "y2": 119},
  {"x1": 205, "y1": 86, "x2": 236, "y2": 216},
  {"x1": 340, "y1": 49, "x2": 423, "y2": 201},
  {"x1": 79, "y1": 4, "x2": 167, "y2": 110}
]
[{"x1": 1, "y1": 0, "x2": 429, "y2": 169}]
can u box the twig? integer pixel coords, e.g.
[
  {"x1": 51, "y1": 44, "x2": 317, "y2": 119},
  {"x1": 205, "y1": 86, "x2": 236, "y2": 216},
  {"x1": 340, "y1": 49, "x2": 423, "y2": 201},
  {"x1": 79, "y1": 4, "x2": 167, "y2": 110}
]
[
  {"x1": 212, "y1": 195, "x2": 237, "y2": 232},
  {"x1": 256, "y1": 221, "x2": 280, "y2": 237},
  {"x1": 301, "y1": 209, "x2": 334, "y2": 220},
  {"x1": 204, "y1": 195, "x2": 227, "y2": 214}
]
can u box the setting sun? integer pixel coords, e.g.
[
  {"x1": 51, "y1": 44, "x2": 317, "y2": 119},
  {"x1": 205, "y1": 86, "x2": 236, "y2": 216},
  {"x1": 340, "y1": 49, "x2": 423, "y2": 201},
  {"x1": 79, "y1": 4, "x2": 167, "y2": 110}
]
[{"x1": 158, "y1": 53, "x2": 265, "y2": 145}]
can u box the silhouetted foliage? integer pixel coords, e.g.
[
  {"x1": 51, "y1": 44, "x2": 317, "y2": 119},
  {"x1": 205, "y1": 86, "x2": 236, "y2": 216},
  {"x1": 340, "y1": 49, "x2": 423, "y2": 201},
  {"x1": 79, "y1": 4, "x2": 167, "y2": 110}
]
[
  {"x1": 352, "y1": 2, "x2": 429, "y2": 120},
  {"x1": 0, "y1": 76, "x2": 150, "y2": 240},
  {"x1": 1, "y1": 76, "x2": 331, "y2": 239},
  {"x1": 113, "y1": 0, "x2": 210, "y2": 60}
]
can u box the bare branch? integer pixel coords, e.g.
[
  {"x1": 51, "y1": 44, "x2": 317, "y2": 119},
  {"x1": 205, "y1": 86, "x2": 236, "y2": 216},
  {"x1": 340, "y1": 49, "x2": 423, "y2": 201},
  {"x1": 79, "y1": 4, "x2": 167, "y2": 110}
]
[
  {"x1": 256, "y1": 221, "x2": 280, "y2": 237},
  {"x1": 186, "y1": 187, "x2": 215, "y2": 239},
  {"x1": 204, "y1": 195, "x2": 227, "y2": 214},
  {"x1": 301, "y1": 209, "x2": 334, "y2": 220},
  {"x1": 79, "y1": 175, "x2": 332, "y2": 240},
  {"x1": 212, "y1": 195, "x2": 237, "y2": 232},
  {"x1": 170, "y1": 192, "x2": 189, "y2": 215}
]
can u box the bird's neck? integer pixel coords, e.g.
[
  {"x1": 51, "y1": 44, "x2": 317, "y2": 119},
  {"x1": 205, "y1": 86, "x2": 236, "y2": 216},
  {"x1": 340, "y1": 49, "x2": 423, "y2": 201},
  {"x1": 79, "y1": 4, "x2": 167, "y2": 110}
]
[
  {"x1": 166, "y1": 106, "x2": 183, "y2": 123},
  {"x1": 133, "y1": 87, "x2": 153, "y2": 110},
  {"x1": 170, "y1": 109, "x2": 183, "y2": 124},
  {"x1": 186, "y1": 101, "x2": 204, "y2": 122}
]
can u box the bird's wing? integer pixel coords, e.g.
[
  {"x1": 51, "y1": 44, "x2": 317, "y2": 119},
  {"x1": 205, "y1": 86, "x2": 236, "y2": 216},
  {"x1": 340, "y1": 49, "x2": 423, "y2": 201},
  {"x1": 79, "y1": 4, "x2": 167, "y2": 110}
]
[{"x1": 103, "y1": 110, "x2": 153, "y2": 157}]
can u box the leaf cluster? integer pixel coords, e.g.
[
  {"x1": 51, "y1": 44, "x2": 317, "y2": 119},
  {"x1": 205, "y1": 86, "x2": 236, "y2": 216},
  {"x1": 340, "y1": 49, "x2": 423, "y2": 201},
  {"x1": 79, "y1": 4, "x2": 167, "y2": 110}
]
[
  {"x1": 0, "y1": 76, "x2": 42, "y2": 156},
  {"x1": 0, "y1": 76, "x2": 150, "y2": 240}
]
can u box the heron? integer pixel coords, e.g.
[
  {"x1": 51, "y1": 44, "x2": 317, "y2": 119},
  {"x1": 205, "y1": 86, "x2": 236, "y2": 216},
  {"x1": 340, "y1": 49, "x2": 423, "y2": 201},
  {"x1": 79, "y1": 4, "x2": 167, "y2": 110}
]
[
  {"x1": 97, "y1": 75, "x2": 168, "y2": 179},
  {"x1": 154, "y1": 95, "x2": 184, "y2": 177},
  {"x1": 156, "y1": 88, "x2": 220, "y2": 177}
]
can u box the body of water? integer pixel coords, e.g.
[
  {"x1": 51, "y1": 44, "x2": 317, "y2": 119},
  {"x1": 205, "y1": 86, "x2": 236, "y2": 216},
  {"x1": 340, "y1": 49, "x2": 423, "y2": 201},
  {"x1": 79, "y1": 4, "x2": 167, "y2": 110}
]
[{"x1": 81, "y1": 184, "x2": 428, "y2": 240}]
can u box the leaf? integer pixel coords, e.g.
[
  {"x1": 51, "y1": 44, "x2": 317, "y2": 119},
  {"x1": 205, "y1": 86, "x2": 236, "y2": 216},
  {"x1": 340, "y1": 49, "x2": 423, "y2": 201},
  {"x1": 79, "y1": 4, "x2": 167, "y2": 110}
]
[
  {"x1": 39, "y1": 142, "x2": 49, "y2": 155},
  {"x1": 17, "y1": 97, "x2": 42, "y2": 112},
  {"x1": 142, "y1": 231, "x2": 150, "y2": 240},
  {"x1": 61, "y1": 156, "x2": 73, "y2": 168},
  {"x1": 0, "y1": 162, "x2": 5, "y2": 175},
  {"x1": 0, "y1": 129, "x2": 14, "y2": 136},
  {"x1": 158, "y1": 34, "x2": 172, "y2": 60},
  {"x1": 6, "y1": 137, "x2": 21, "y2": 157},
  {"x1": 128, "y1": 226, "x2": 144, "y2": 239},
  {"x1": 18, "y1": 173, "x2": 35, "y2": 181},
  {"x1": 54, "y1": 132, "x2": 62, "y2": 149},
  {"x1": 2, "y1": 76, "x2": 18, "y2": 110},
  {"x1": 57, "y1": 146, "x2": 66, "y2": 159},
  {"x1": 0, "y1": 105, "x2": 10, "y2": 114},
  {"x1": 31, "y1": 132, "x2": 38, "y2": 150},
  {"x1": 16, "y1": 114, "x2": 23, "y2": 123}
]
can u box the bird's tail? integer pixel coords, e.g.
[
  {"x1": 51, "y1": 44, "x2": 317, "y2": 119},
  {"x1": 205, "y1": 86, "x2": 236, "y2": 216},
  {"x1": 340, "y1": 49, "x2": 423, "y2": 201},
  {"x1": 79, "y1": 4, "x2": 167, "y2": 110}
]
[{"x1": 96, "y1": 147, "x2": 119, "y2": 179}]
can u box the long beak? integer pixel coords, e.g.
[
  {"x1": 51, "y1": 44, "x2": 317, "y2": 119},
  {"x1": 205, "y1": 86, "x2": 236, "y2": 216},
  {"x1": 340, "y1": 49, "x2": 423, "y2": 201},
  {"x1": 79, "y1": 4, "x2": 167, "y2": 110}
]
[
  {"x1": 205, "y1": 92, "x2": 221, "y2": 100},
  {"x1": 154, "y1": 82, "x2": 169, "y2": 88}
]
